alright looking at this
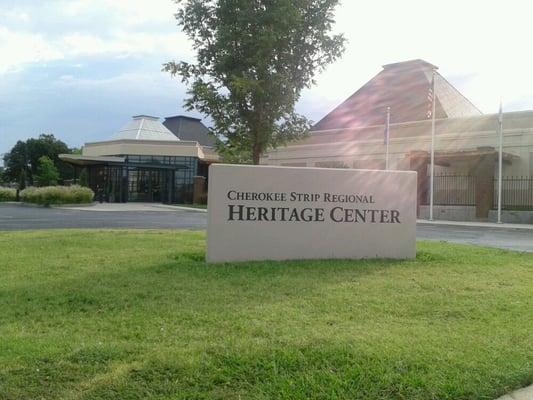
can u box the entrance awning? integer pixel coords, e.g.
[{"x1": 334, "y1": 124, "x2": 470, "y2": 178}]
[{"x1": 59, "y1": 154, "x2": 126, "y2": 166}]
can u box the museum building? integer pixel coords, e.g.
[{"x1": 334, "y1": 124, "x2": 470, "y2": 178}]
[
  {"x1": 60, "y1": 115, "x2": 219, "y2": 204},
  {"x1": 263, "y1": 59, "x2": 533, "y2": 222}
]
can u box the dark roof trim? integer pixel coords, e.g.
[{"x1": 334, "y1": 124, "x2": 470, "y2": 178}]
[
  {"x1": 132, "y1": 115, "x2": 159, "y2": 120},
  {"x1": 164, "y1": 115, "x2": 202, "y2": 121}
]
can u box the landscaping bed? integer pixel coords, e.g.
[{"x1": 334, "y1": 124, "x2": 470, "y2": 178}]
[
  {"x1": 0, "y1": 187, "x2": 16, "y2": 202},
  {"x1": 19, "y1": 185, "x2": 94, "y2": 205},
  {"x1": 0, "y1": 230, "x2": 531, "y2": 399}
]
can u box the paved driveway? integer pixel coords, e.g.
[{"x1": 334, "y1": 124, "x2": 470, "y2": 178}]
[
  {"x1": 416, "y1": 222, "x2": 533, "y2": 253},
  {"x1": 0, "y1": 203, "x2": 207, "y2": 230},
  {"x1": 1, "y1": 203, "x2": 533, "y2": 252}
]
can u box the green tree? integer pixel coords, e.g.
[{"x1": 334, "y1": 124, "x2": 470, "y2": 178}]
[
  {"x1": 165, "y1": 0, "x2": 345, "y2": 164},
  {"x1": 79, "y1": 168, "x2": 88, "y2": 187},
  {"x1": 18, "y1": 169, "x2": 27, "y2": 190},
  {"x1": 3, "y1": 140, "x2": 29, "y2": 184},
  {"x1": 34, "y1": 156, "x2": 60, "y2": 186},
  {"x1": 3, "y1": 134, "x2": 74, "y2": 184}
]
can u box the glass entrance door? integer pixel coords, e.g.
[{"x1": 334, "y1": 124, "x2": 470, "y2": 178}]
[
  {"x1": 87, "y1": 165, "x2": 124, "y2": 202},
  {"x1": 150, "y1": 170, "x2": 161, "y2": 202},
  {"x1": 127, "y1": 168, "x2": 171, "y2": 202}
]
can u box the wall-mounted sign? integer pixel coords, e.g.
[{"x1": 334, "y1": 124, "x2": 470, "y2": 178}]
[{"x1": 207, "y1": 164, "x2": 417, "y2": 262}]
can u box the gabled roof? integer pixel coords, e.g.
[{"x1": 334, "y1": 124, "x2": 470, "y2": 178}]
[
  {"x1": 163, "y1": 115, "x2": 216, "y2": 147},
  {"x1": 111, "y1": 115, "x2": 179, "y2": 141},
  {"x1": 313, "y1": 59, "x2": 482, "y2": 131}
]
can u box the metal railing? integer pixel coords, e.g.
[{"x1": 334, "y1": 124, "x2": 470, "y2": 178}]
[
  {"x1": 423, "y1": 175, "x2": 476, "y2": 206},
  {"x1": 493, "y1": 176, "x2": 533, "y2": 210}
]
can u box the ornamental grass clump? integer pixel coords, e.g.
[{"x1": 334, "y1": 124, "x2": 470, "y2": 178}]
[
  {"x1": 20, "y1": 185, "x2": 94, "y2": 206},
  {"x1": 0, "y1": 187, "x2": 17, "y2": 202}
]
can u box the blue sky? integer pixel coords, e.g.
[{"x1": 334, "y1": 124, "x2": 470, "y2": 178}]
[{"x1": 2, "y1": 0, "x2": 533, "y2": 158}]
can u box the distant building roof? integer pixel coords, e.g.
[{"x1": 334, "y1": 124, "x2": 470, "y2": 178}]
[
  {"x1": 111, "y1": 115, "x2": 179, "y2": 141},
  {"x1": 163, "y1": 115, "x2": 216, "y2": 147},
  {"x1": 313, "y1": 59, "x2": 482, "y2": 131}
]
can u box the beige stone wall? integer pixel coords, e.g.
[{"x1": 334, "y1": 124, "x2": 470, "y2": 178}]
[
  {"x1": 263, "y1": 111, "x2": 533, "y2": 177},
  {"x1": 82, "y1": 139, "x2": 220, "y2": 161},
  {"x1": 207, "y1": 164, "x2": 417, "y2": 262}
]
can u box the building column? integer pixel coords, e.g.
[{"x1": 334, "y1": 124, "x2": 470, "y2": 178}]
[
  {"x1": 408, "y1": 151, "x2": 429, "y2": 217},
  {"x1": 192, "y1": 176, "x2": 207, "y2": 204},
  {"x1": 469, "y1": 149, "x2": 496, "y2": 219}
]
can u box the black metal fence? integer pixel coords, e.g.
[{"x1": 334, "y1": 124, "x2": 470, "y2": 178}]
[
  {"x1": 493, "y1": 176, "x2": 533, "y2": 210},
  {"x1": 421, "y1": 175, "x2": 533, "y2": 210},
  {"x1": 423, "y1": 174, "x2": 476, "y2": 206}
]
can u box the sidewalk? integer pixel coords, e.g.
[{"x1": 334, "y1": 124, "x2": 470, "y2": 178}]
[
  {"x1": 495, "y1": 384, "x2": 533, "y2": 400},
  {"x1": 417, "y1": 218, "x2": 533, "y2": 231}
]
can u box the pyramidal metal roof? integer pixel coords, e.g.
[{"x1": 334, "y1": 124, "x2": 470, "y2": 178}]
[
  {"x1": 313, "y1": 59, "x2": 482, "y2": 131},
  {"x1": 111, "y1": 115, "x2": 180, "y2": 141}
]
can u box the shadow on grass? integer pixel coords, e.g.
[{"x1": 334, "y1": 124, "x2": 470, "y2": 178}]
[
  {"x1": 1, "y1": 241, "x2": 526, "y2": 323},
  {"x1": 2, "y1": 239, "x2": 532, "y2": 400},
  {"x1": 20, "y1": 341, "x2": 530, "y2": 400},
  {"x1": 1, "y1": 250, "x2": 404, "y2": 321}
]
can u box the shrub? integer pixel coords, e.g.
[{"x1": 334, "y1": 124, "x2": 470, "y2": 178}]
[
  {"x1": 0, "y1": 187, "x2": 17, "y2": 202},
  {"x1": 20, "y1": 185, "x2": 94, "y2": 206}
]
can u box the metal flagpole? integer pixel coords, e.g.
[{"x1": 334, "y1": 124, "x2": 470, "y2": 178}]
[
  {"x1": 429, "y1": 70, "x2": 436, "y2": 221},
  {"x1": 385, "y1": 106, "x2": 390, "y2": 170},
  {"x1": 497, "y1": 99, "x2": 503, "y2": 224}
]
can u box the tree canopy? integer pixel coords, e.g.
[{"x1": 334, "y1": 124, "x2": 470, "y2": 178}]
[
  {"x1": 34, "y1": 156, "x2": 60, "y2": 187},
  {"x1": 165, "y1": 0, "x2": 345, "y2": 164},
  {"x1": 3, "y1": 134, "x2": 75, "y2": 186}
]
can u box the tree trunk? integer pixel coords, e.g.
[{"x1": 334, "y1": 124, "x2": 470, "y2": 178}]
[
  {"x1": 252, "y1": 144, "x2": 261, "y2": 165},
  {"x1": 252, "y1": 151, "x2": 260, "y2": 165}
]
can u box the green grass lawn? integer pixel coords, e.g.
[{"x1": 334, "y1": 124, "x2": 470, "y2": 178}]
[{"x1": 0, "y1": 230, "x2": 532, "y2": 400}]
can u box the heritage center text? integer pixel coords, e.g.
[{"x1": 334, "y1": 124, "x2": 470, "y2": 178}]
[{"x1": 225, "y1": 190, "x2": 401, "y2": 223}]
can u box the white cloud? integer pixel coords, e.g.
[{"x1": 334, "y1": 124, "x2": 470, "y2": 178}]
[
  {"x1": 0, "y1": 27, "x2": 64, "y2": 73},
  {"x1": 54, "y1": 70, "x2": 173, "y2": 90},
  {"x1": 60, "y1": 31, "x2": 191, "y2": 59},
  {"x1": 102, "y1": 0, "x2": 178, "y2": 26},
  {"x1": 3, "y1": 0, "x2": 533, "y2": 115},
  {"x1": 59, "y1": 0, "x2": 178, "y2": 28},
  {"x1": 0, "y1": 26, "x2": 190, "y2": 74},
  {"x1": 62, "y1": 0, "x2": 95, "y2": 17},
  {"x1": 0, "y1": 0, "x2": 189, "y2": 74},
  {"x1": 0, "y1": 9, "x2": 31, "y2": 22}
]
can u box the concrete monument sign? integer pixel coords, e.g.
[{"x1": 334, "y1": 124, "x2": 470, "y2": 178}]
[{"x1": 207, "y1": 164, "x2": 417, "y2": 262}]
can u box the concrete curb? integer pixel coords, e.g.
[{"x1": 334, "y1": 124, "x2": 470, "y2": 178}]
[
  {"x1": 417, "y1": 219, "x2": 533, "y2": 231},
  {"x1": 54, "y1": 203, "x2": 208, "y2": 213},
  {"x1": 495, "y1": 383, "x2": 533, "y2": 400},
  {"x1": 0, "y1": 201, "x2": 41, "y2": 208},
  {"x1": 51, "y1": 202, "x2": 96, "y2": 208},
  {"x1": 151, "y1": 204, "x2": 207, "y2": 213}
]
